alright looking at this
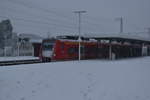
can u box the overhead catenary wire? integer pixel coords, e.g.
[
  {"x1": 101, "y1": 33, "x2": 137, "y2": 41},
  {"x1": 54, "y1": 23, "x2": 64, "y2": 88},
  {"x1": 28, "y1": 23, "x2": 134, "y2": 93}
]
[
  {"x1": 0, "y1": 16, "x2": 77, "y2": 34},
  {"x1": 1, "y1": 0, "x2": 121, "y2": 34},
  {"x1": 3, "y1": 0, "x2": 116, "y2": 28},
  {"x1": 5, "y1": 0, "x2": 75, "y2": 21},
  {"x1": 0, "y1": 7, "x2": 77, "y2": 27},
  {"x1": 0, "y1": 5, "x2": 111, "y2": 31},
  {"x1": 0, "y1": 12, "x2": 110, "y2": 34},
  {"x1": 0, "y1": 15, "x2": 77, "y2": 29},
  {"x1": 0, "y1": 7, "x2": 107, "y2": 32},
  {"x1": 0, "y1": 15, "x2": 106, "y2": 35},
  {"x1": 1, "y1": 0, "x2": 145, "y2": 34}
]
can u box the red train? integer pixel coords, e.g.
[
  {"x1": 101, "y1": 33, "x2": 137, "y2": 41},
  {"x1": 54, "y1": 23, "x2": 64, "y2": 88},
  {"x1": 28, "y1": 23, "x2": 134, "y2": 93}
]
[
  {"x1": 40, "y1": 38, "x2": 100, "y2": 62},
  {"x1": 39, "y1": 36, "x2": 150, "y2": 62}
]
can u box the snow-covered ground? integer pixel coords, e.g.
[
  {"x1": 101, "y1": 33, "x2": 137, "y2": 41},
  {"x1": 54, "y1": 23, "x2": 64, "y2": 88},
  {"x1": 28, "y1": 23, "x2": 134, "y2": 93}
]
[
  {"x1": 0, "y1": 56, "x2": 39, "y2": 62},
  {"x1": 0, "y1": 57, "x2": 150, "y2": 100}
]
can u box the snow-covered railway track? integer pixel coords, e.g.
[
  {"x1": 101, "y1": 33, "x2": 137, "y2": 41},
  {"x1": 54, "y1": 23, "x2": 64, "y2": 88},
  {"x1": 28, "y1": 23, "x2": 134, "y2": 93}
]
[{"x1": 0, "y1": 59, "x2": 42, "y2": 66}]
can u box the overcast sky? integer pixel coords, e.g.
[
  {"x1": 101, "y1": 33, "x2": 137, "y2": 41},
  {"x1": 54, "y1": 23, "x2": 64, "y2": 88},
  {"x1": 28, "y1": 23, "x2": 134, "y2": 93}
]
[{"x1": 0, "y1": 0, "x2": 150, "y2": 37}]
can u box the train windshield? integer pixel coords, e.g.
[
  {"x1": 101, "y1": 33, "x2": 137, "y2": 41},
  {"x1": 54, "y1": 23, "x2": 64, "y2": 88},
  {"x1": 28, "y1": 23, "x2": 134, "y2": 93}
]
[{"x1": 42, "y1": 42, "x2": 54, "y2": 50}]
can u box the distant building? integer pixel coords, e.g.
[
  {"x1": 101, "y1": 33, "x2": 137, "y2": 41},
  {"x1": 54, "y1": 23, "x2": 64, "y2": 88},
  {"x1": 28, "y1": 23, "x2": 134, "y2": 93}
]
[{"x1": 18, "y1": 33, "x2": 43, "y2": 57}]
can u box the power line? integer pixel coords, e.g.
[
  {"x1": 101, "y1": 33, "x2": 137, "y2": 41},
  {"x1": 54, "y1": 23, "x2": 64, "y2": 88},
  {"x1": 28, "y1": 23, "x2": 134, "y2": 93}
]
[
  {"x1": 2, "y1": 0, "x2": 146, "y2": 34},
  {"x1": 1, "y1": 0, "x2": 119, "y2": 33},
  {"x1": 0, "y1": 15, "x2": 119, "y2": 34},
  {"x1": 0, "y1": 6, "x2": 109, "y2": 32},
  {"x1": 0, "y1": 15, "x2": 77, "y2": 29},
  {"x1": 0, "y1": 15, "x2": 107, "y2": 34},
  {"x1": 0, "y1": 16, "x2": 77, "y2": 33},
  {"x1": 0, "y1": 12, "x2": 111, "y2": 33},
  {"x1": 4, "y1": 0, "x2": 116, "y2": 31},
  {"x1": 0, "y1": 7, "x2": 77, "y2": 27},
  {"x1": 5, "y1": 0, "x2": 75, "y2": 21}
]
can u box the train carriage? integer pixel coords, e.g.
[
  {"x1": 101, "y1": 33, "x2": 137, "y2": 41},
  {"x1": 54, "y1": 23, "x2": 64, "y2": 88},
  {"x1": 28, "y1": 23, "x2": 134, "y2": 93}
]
[{"x1": 40, "y1": 38, "x2": 100, "y2": 62}]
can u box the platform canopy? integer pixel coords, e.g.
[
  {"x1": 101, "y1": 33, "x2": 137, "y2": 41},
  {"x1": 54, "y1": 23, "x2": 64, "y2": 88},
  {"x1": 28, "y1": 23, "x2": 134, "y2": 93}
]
[
  {"x1": 84, "y1": 33, "x2": 150, "y2": 43},
  {"x1": 54, "y1": 32, "x2": 150, "y2": 44}
]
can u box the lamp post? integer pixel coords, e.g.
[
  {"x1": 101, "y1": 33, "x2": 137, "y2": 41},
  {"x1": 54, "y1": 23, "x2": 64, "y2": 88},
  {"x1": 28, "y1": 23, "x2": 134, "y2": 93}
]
[{"x1": 74, "y1": 11, "x2": 86, "y2": 61}]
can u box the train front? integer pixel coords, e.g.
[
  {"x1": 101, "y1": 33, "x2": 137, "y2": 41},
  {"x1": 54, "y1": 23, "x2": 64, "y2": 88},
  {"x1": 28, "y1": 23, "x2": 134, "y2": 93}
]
[{"x1": 40, "y1": 39, "x2": 55, "y2": 62}]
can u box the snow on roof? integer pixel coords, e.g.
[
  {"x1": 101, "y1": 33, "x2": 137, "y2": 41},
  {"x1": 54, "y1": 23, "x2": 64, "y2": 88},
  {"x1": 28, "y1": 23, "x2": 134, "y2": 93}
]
[
  {"x1": 84, "y1": 32, "x2": 150, "y2": 42},
  {"x1": 19, "y1": 33, "x2": 43, "y2": 43},
  {"x1": 50, "y1": 33, "x2": 79, "y2": 38},
  {"x1": 30, "y1": 39, "x2": 43, "y2": 43},
  {"x1": 50, "y1": 32, "x2": 150, "y2": 42},
  {"x1": 58, "y1": 39, "x2": 98, "y2": 43},
  {"x1": 19, "y1": 33, "x2": 43, "y2": 39}
]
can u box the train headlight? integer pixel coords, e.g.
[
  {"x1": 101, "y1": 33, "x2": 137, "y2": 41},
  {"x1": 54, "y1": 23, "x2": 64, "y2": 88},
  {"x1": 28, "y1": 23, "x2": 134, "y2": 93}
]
[{"x1": 53, "y1": 53, "x2": 56, "y2": 57}]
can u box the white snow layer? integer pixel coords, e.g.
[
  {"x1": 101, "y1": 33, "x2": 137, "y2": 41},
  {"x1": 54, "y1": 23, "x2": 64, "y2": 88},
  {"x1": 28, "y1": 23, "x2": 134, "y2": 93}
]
[
  {"x1": 0, "y1": 57, "x2": 150, "y2": 100},
  {"x1": 0, "y1": 56, "x2": 39, "y2": 62}
]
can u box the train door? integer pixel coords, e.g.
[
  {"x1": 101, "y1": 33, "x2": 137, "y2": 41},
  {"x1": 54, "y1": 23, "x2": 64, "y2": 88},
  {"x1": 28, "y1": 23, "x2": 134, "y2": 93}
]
[{"x1": 81, "y1": 45, "x2": 85, "y2": 59}]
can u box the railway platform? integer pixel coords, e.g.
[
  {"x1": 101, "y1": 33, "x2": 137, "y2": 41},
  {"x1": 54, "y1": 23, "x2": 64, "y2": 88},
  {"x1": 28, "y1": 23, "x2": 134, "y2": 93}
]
[
  {"x1": 0, "y1": 56, "x2": 41, "y2": 66},
  {"x1": 0, "y1": 56, "x2": 39, "y2": 62}
]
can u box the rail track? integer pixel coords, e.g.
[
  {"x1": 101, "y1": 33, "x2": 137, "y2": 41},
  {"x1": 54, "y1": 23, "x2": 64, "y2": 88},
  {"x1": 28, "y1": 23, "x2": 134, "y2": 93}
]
[{"x1": 0, "y1": 59, "x2": 42, "y2": 66}]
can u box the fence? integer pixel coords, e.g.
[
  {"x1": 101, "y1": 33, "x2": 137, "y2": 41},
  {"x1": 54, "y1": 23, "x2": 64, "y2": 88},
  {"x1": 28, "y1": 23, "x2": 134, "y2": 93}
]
[{"x1": 0, "y1": 42, "x2": 34, "y2": 57}]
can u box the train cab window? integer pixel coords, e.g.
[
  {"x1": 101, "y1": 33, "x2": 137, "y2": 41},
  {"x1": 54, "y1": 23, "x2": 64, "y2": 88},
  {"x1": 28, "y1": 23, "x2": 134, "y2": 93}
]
[{"x1": 43, "y1": 42, "x2": 54, "y2": 50}]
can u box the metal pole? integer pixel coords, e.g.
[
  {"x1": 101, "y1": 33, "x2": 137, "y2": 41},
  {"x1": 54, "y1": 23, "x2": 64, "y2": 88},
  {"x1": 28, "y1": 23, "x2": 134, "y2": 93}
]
[
  {"x1": 115, "y1": 17, "x2": 123, "y2": 33},
  {"x1": 120, "y1": 17, "x2": 123, "y2": 33},
  {"x1": 109, "y1": 40, "x2": 112, "y2": 60},
  {"x1": 74, "y1": 11, "x2": 86, "y2": 61},
  {"x1": 79, "y1": 13, "x2": 81, "y2": 61}
]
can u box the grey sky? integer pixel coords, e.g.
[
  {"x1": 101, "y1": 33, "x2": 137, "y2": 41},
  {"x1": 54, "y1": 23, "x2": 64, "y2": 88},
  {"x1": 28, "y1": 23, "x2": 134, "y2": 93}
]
[{"x1": 0, "y1": 0, "x2": 150, "y2": 37}]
